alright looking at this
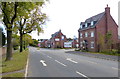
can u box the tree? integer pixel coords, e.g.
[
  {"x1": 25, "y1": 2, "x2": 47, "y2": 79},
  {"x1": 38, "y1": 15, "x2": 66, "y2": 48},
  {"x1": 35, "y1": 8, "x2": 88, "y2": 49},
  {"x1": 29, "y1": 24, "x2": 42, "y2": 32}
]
[
  {"x1": 30, "y1": 39, "x2": 39, "y2": 47},
  {"x1": 23, "y1": 34, "x2": 32, "y2": 49},
  {"x1": 12, "y1": 34, "x2": 20, "y2": 50},
  {"x1": 105, "y1": 31, "x2": 113, "y2": 51},
  {"x1": 0, "y1": 2, "x2": 18, "y2": 61},
  {"x1": 0, "y1": 2, "x2": 47, "y2": 60},
  {"x1": 2, "y1": 32, "x2": 5, "y2": 46},
  {"x1": 97, "y1": 32, "x2": 105, "y2": 52},
  {"x1": 14, "y1": 2, "x2": 47, "y2": 52}
]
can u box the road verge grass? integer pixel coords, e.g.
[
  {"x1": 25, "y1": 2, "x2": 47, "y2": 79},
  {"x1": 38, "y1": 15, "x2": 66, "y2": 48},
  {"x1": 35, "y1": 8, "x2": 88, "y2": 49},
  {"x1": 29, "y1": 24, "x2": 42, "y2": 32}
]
[
  {"x1": 75, "y1": 49, "x2": 120, "y2": 56},
  {"x1": 2, "y1": 72, "x2": 24, "y2": 77},
  {"x1": 2, "y1": 49, "x2": 29, "y2": 77}
]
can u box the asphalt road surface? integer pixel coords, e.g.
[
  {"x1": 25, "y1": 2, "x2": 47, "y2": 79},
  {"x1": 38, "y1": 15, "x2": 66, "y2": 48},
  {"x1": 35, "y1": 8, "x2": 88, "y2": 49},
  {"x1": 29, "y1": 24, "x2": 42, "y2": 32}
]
[{"x1": 27, "y1": 47, "x2": 119, "y2": 78}]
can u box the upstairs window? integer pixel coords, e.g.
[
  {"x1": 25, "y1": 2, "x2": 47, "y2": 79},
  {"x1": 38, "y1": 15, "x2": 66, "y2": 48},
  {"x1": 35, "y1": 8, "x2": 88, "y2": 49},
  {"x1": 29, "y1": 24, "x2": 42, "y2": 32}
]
[
  {"x1": 80, "y1": 25, "x2": 82, "y2": 29},
  {"x1": 91, "y1": 21, "x2": 94, "y2": 26},
  {"x1": 83, "y1": 25, "x2": 85, "y2": 28},
  {"x1": 85, "y1": 32, "x2": 88, "y2": 37},
  {"x1": 85, "y1": 23, "x2": 87, "y2": 27},
  {"x1": 62, "y1": 36, "x2": 64, "y2": 39},
  {"x1": 91, "y1": 31, "x2": 94, "y2": 37},
  {"x1": 87, "y1": 23, "x2": 91, "y2": 26},
  {"x1": 80, "y1": 33, "x2": 83, "y2": 38},
  {"x1": 91, "y1": 21, "x2": 97, "y2": 26}
]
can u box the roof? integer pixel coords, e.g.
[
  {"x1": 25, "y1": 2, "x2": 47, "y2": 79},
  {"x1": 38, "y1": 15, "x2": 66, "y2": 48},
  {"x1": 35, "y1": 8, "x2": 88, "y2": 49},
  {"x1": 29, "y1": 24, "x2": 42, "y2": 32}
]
[
  {"x1": 79, "y1": 12, "x2": 105, "y2": 30},
  {"x1": 52, "y1": 30, "x2": 61, "y2": 38}
]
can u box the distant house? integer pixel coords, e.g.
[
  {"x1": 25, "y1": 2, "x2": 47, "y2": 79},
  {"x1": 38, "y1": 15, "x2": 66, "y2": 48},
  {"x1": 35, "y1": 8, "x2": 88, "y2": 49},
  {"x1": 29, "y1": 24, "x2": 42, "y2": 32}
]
[
  {"x1": 45, "y1": 39, "x2": 51, "y2": 48},
  {"x1": 78, "y1": 5, "x2": 119, "y2": 52},
  {"x1": 72, "y1": 38, "x2": 79, "y2": 48},
  {"x1": 39, "y1": 39, "x2": 48, "y2": 48},
  {"x1": 50, "y1": 30, "x2": 67, "y2": 48}
]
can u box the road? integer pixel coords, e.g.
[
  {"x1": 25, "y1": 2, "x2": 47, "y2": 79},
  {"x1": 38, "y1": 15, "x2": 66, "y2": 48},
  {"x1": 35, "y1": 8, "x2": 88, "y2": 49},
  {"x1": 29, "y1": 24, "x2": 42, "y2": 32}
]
[{"x1": 27, "y1": 47, "x2": 119, "y2": 78}]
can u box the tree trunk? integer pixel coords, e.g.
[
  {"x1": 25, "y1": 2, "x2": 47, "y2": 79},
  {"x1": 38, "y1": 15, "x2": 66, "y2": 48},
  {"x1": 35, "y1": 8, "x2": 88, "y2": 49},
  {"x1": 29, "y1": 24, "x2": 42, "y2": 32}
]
[
  {"x1": 20, "y1": 31, "x2": 23, "y2": 52},
  {"x1": 5, "y1": 30, "x2": 12, "y2": 61}
]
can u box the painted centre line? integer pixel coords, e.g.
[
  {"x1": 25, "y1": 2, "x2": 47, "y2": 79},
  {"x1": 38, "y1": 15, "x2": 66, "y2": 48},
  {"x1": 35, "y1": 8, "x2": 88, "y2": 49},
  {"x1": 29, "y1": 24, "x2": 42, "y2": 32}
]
[
  {"x1": 47, "y1": 56, "x2": 52, "y2": 58},
  {"x1": 40, "y1": 60, "x2": 47, "y2": 67},
  {"x1": 55, "y1": 60, "x2": 67, "y2": 67},
  {"x1": 66, "y1": 58, "x2": 78, "y2": 64},
  {"x1": 76, "y1": 71, "x2": 89, "y2": 78}
]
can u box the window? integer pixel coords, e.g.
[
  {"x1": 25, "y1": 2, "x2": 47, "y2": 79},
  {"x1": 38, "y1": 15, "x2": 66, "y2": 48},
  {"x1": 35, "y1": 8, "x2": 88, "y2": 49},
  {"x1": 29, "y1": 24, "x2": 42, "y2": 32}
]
[
  {"x1": 80, "y1": 33, "x2": 83, "y2": 38},
  {"x1": 91, "y1": 42, "x2": 94, "y2": 48},
  {"x1": 85, "y1": 32, "x2": 88, "y2": 37},
  {"x1": 80, "y1": 42, "x2": 83, "y2": 47},
  {"x1": 80, "y1": 25, "x2": 82, "y2": 29},
  {"x1": 61, "y1": 36, "x2": 64, "y2": 40},
  {"x1": 55, "y1": 38, "x2": 60, "y2": 41},
  {"x1": 91, "y1": 21, "x2": 94, "y2": 26},
  {"x1": 85, "y1": 23, "x2": 87, "y2": 27},
  {"x1": 91, "y1": 31, "x2": 94, "y2": 37}
]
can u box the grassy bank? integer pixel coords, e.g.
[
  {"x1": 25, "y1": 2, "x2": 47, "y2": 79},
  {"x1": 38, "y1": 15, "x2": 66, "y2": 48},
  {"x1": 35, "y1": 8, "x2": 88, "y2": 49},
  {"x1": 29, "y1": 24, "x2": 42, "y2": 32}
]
[
  {"x1": 2, "y1": 49, "x2": 29, "y2": 77},
  {"x1": 75, "y1": 49, "x2": 120, "y2": 56},
  {"x1": 2, "y1": 72, "x2": 24, "y2": 77}
]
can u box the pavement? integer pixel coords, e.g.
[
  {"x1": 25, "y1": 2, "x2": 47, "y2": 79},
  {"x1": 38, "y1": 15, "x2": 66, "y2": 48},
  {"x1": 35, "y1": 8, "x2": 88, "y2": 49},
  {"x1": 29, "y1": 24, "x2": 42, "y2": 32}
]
[{"x1": 27, "y1": 47, "x2": 119, "y2": 78}]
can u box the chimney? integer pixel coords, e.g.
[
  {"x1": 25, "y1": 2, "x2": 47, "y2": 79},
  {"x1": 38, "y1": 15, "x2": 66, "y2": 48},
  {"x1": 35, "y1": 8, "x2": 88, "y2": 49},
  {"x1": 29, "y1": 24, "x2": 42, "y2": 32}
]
[
  {"x1": 105, "y1": 4, "x2": 110, "y2": 15},
  {"x1": 105, "y1": 4, "x2": 110, "y2": 35}
]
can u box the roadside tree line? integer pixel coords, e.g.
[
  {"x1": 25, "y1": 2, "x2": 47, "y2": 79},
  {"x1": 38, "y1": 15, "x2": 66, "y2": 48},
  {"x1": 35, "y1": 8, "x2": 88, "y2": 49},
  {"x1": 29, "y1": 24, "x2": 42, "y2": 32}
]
[{"x1": 0, "y1": 2, "x2": 48, "y2": 61}]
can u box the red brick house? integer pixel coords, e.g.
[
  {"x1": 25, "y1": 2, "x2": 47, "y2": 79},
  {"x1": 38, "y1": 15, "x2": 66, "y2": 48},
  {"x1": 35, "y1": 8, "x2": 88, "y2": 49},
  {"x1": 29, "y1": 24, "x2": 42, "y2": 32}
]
[
  {"x1": 78, "y1": 5, "x2": 119, "y2": 52},
  {"x1": 45, "y1": 39, "x2": 51, "y2": 48},
  {"x1": 50, "y1": 30, "x2": 67, "y2": 48},
  {"x1": 39, "y1": 39, "x2": 48, "y2": 48}
]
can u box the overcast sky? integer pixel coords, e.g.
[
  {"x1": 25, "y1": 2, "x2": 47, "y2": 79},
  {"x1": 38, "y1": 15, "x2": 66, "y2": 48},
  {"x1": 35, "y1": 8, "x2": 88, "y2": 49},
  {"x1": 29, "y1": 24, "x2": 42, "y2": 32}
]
[{"x1": 0, "y1": 0, "x2": 120, "y2": 39}]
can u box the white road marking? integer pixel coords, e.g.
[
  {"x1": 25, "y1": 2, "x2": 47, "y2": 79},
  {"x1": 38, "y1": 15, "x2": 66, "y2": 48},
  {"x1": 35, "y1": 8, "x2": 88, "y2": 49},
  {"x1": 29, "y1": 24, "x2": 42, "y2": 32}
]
[
  {"x1": 87, "y1": 61, "x2": 97, "y2": 64},
  {"x1": 40, "y1": 60, "x2": 47, "y2": 66},
  {"x1": 55, "y1": 60, "x2": 67, "y2": 67},
  {"x1": 25, "y1": 55, "x2": 29, "y2": 77},
  {"x1": 66, "y1": 58, "x2": 78, "y2": 64},
  {"x1": 112, "y1": 67, "x2": 120, "y2": 70},
  {"x1": 47, "y1": 56, "x2": 52, "y2": 58},
  {"x1": 76, "y1": 71, "x2": 88, "y2": 78}
]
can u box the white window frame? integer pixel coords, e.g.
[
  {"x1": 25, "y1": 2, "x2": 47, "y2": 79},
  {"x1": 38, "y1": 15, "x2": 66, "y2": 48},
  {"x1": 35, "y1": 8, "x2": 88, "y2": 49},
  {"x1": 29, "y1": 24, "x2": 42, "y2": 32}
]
[
  {"x1": 61, "y1": 36, "x2": 64, "y2": 40},
  {"x1": 91, "y1": 21, "x2": 94, "y2": 26},
  {"x1": 91, "y1": 31, "x2": 94, "y2": 37},
  {"x1": 80, "y1": 25, "x2": 82, "y2": 29},
  {"x1": 91, "y1": 42, "x2": 94, "y2": 48},
  {"x1": 85, "y1": 23, "x2": 87, "y2": 27},
  {"x1": 80, "y1": 33, "x2": 83, "y2": 38},
  {"x1": 55, "y1": 38, "x2": 60, "y2": 41},
  {"x1": 85, "y1": 32, "x2": 88, "y2": 37}
]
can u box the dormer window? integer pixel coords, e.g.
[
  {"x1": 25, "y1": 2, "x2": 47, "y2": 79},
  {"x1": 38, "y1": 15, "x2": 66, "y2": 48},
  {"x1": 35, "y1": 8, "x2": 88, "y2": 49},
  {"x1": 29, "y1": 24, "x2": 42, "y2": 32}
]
[
  {"x1": 91, "y1": 21, "x2": 94, "y2": 26},
  {"x1": 83, "y1": 25, "x2": 85, "y2": 28},
  {"x1": 87, "y1": 23, "x2": 91, "y2": 26},
  {"x1": 80, "y1": 25, "x2": 82, "y2": 29},
  {"x1": 91, "y1": 21, "x2": 97, "y2": 26},
  {"x1": 85, "y1": 23, "x2": 87, "y2": 27}
]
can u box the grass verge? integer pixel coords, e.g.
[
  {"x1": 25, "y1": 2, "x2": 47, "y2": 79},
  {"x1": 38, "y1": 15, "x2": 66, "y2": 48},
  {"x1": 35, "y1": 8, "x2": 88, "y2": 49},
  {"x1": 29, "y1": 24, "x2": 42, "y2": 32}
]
[
  {"x1": 2, "y1": 49, "x2": 29, "y2": 74},
  {"x1": 2, "y1": 72, "x2": 24, "y2": 77},
  {"x1": 75, "y1": 49, "x2": 120, "y2": 56}
]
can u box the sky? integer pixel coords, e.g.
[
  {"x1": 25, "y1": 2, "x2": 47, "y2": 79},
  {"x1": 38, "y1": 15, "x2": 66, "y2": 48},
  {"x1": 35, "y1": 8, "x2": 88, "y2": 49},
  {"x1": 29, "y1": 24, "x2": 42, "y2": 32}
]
[
  {"x1": 0, "y1": 0, "x2": 120, "y2": 39},
  {"x1": 31, "y1": 0, "x2": 120, "y2": 40}
]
